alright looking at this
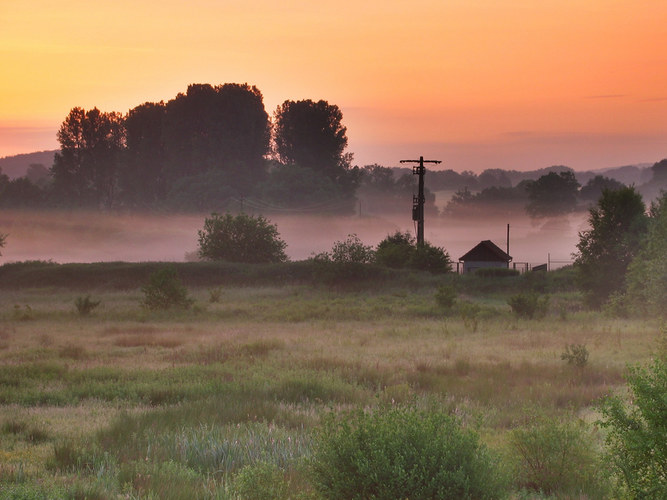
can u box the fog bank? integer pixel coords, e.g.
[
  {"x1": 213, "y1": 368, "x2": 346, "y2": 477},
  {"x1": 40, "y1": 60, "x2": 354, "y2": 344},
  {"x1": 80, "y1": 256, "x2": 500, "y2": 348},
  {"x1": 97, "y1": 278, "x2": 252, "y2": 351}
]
[{"x1": 0, "y1": 210, "x2": 588, "y2": 269}]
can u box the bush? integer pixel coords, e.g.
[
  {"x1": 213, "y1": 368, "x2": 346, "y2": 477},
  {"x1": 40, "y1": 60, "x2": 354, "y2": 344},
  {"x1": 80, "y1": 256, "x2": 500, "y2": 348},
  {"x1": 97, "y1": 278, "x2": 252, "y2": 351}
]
[
  {"x1": 74, "y1": 295, "x2": 101, "y2": 316},
  {"x1": 375, "y1": 231, "x2": 451, "y2": 274},
  {"x1": 434, "y1": 284, "x2": 457, "y2": 311},
  {"x1": 198, "y1": 212, "x2": 287, "y2": 263},
  {"x1": 374, "y1": 231, "x2": 415, "y2": 269},
  {"x1": 510, "y1": 415, "x2": 608, "y2": 498},
  {"x1": 561, "y1": 344, "x2": 589, "y2": 367},
  {"x1": 141, "y1": 267, "x2": 194, "y2": 310},
  {"x1": 598, "y1": 355, "x2": 667, "y2": 498},
  {"x1": 310, "y1": 405, "x2": 503, "y2": 499},
  {"x1": 233, "y1": 461, "x2": 290, "y2": 500},
  {"x1": 508, "y1": 292, "x2": 549, "y2": 319},
  {"x1": 328, "y1": 233, "x2": 375, "y2": 264},
  {"x1": 411, "y1": 242, "x2": 452, "y2": 274}
]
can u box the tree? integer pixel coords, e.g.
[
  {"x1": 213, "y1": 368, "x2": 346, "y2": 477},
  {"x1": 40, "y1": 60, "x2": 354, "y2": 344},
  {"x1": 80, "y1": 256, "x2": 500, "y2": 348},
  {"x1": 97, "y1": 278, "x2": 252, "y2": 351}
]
[
  {"x1": 253, "y1": 163, "x2": 350, "y2": 212},
  {"x1": 162, "y1": 83, "x2": 270, "y2": 192},
  {"x1": 121, "y1": 101, "x2": 167, "y2": 206},
  {"x1": 198, "y1": 213, "x2": 287, "y2": 263},
  {"x1": 525, "y1": 171, "x2": 580, "y2": 217},
  {"x1": 574, "y1": 186, "x2": 648, "y2": 307},
  {"x1": 580, "y1": 175, "x2": 625, "y2": 202},
  {"x1": 598, "y1": 355, "x2": 667, "y2": 498},
  {"x1": 273, "y1": 99, "x2": 349, "y2": 179},
  {"x1": 0, "y1": 233, "x2": 6, "y2": 256},
  {"x1": 51, "y1": 107, "x2": 125, "y2": 207},
  {"x1": 624, "y1": 192, "x2": 667, "y2": 316}
]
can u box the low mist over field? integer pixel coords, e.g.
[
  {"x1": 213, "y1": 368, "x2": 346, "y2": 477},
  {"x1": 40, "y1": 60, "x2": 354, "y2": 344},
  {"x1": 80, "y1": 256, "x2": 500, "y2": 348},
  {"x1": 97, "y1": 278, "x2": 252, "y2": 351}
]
[{"x1": 0, "y1": 209, "x2": 586, "y2": 268}]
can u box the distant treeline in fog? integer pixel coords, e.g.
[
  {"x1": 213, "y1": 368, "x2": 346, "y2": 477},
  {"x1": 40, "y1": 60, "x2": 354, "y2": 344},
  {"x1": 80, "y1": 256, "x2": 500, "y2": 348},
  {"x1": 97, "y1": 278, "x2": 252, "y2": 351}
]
[{"x1": 1, "y1": 82, "x2": 666, "y2": 216}]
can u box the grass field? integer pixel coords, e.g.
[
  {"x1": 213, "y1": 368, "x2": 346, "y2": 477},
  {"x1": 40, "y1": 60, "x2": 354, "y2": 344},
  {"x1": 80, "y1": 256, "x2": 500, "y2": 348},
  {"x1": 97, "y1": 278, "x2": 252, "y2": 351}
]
[{"x1": 0, "y1": 262, "x2": 662, "y2": 498}]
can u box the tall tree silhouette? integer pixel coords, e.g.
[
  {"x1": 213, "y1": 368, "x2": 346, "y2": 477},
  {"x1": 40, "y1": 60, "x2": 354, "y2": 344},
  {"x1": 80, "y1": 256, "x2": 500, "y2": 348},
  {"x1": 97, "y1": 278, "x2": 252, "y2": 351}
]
[{"x1": 52, "y1": 107, "x2": 125, "y2": 207}]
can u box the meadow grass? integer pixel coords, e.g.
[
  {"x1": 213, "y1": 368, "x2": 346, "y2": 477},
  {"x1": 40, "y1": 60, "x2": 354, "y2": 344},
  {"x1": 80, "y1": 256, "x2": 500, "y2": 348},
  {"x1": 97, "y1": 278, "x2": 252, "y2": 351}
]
[{"x1": 0, "y1": 269, "x2": 661, "y2": 498}]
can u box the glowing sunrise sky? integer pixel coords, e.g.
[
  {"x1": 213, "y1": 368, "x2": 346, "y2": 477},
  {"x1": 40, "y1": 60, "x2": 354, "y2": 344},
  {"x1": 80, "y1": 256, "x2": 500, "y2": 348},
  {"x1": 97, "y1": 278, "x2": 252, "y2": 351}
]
[{"x1": 1, "y1": 0, "x2": 666, "y2": 171}]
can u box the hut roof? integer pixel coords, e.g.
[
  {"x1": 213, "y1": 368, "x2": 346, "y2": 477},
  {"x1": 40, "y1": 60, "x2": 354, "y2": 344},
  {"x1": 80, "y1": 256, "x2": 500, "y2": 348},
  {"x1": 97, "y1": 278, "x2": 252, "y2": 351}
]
[{"x1": 459, "y1": 240, "x2": 512, "y2": 262}]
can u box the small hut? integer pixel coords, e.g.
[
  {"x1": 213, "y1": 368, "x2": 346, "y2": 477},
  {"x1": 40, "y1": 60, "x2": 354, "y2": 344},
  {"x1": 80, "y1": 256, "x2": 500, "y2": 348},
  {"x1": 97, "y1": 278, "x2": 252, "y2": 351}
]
[{"x1": 459, "y1": 240, "x2": 512, "y2": 274}]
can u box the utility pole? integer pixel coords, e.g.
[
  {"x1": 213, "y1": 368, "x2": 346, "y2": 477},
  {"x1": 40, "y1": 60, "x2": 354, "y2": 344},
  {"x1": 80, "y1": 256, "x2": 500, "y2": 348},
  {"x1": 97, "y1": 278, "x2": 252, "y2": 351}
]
[{"x1": 400, "y1": 156, "x2": 441, "y2": 246}]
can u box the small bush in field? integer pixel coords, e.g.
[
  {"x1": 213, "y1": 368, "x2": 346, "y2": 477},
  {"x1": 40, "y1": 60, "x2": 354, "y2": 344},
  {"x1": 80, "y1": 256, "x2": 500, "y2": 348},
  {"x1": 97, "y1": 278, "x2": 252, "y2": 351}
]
[
  {"x1": 510, "y1": 415, "x2": 608, "y2": 498},
  {"x1": 458, "y1": 301, "x2": 481, "y2": 332},
  {"x1": 434, "y1": 284, "x2": 457, "y2": 311},
  {"x1": 74, "y1": 295, "x2": 101, "y2": 316},
  {"x1": 310, "y1": 405, "x2": 503, "y2": 499},
  {"x1": 208, "y1": 286, "x2": 223, "y2": 303},
  {"x1": 561, "y1": 343, "x2": 589, "y2": 367},
  {"x1": 328, "y1": 233, "x2": 375, "y2": 264},
  {"x1": 508, "y1": 292, "x2": 549, "y2": 319},
  {"x1": 233, "y1": 461, "x2": 290, "y2": 500},
  {"x1": 141, "y1": 267, "x2": 194, "y2": 310}
]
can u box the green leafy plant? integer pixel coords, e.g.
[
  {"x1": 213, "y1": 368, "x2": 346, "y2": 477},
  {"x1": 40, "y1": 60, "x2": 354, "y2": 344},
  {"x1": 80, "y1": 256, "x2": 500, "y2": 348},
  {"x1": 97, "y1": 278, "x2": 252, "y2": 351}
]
[
  {"x1": 141, "y1": 267, "x2": 194, "y2": 310},
  {"x1": 411, "y1": 241, "x2": 452, "y2": 274},
  {"x1": 510, "y1": 415, "x2": 608, "y2": 498},
  {"x1": 233, "y1": 461, "x2": 290, "y2": 500},
  {"x1": 561, "y1": 344, "x2": 589, "y2": 367},
  {"x1": 74, "y1": 295, "x2": 101, "y2": 316},
  {"x1": 310, "y1": 405, "x2": 504, "y2": 499},
  {"x1": 198, "y1": 212, "x2": 287, "y2": 263},
  {"x1": 328, "y1": 233, "x2": 375, "y2": 264},
  {"x1": 374, "y1": 230, "x2": 416, "y2": 269},
  {"x1": 598, "y1": 355, "x2": 667, "y2": 498},
  {"x1": 508, "y1": 292, "x2": 549, "y2": 319},
  {"x1": 375, "y1": 231, "x2": 451, "y2": 274}
]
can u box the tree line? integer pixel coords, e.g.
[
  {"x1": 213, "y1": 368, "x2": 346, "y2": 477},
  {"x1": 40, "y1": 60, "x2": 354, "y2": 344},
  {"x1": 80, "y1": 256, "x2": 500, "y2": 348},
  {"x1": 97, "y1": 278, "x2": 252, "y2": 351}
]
[{"x1": 0, "y1": 83, "x2": 359, "y2": 212}]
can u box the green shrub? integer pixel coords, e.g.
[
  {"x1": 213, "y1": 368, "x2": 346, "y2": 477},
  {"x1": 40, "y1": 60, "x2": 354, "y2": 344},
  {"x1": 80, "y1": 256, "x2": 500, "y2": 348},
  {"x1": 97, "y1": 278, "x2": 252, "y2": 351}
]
[
  {"x1": 141, "y1": 267, "x2": 194, "y2": 310},
  {"x1": 411, "y1": 242, "x2": 452, "y2": 274},
  {"x1": 510, "y1": 415, "x2": 608, "y2": 498},
  {"x1": 508, "y1": 292, "x2": 549, "y2": 319},
  {"x1": 233, "y1": 461, "x2": 290, "y2": 500},
  {"x1": 561, "y1": 344, "x2": 589, "y2": 367},
  {"x1": 74, "y1": 295, "x2": 101, "y2": 316},
  {"x1": 328, "y1": 233, "x2": 375, "y2": 264},
  {"x1": 198, "y1": 212, "x2": 287, "y2": 263},
  {"x1": 598, "y1": 355, "x2": 667, "y2": 499},
  {"x1": 435, "y1": 284, "x2": 457, "y2": 311},
  {"x1": 310, "y1": 405, "x2": 504, "y2": 499},
  {"x1": 375, "y1": 231, "x2": 415, "y2": 269}
]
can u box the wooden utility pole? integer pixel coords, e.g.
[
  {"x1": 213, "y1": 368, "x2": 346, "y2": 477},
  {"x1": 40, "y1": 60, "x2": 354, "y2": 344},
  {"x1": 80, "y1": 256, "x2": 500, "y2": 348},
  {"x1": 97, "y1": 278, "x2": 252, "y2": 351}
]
[{"x1": 400, "y1": 156, "x2": 441, "y2": 246}]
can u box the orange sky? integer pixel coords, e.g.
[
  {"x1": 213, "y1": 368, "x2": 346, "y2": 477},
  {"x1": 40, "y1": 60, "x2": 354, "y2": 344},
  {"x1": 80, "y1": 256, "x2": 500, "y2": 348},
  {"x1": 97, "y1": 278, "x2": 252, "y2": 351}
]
[{"x1": 1, "y1": 0, "x2": 666, "y2": 171}]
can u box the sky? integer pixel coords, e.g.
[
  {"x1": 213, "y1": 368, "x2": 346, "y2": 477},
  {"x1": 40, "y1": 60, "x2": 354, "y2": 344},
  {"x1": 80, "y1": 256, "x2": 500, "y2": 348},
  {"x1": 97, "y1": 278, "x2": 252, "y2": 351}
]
[{"x1": 1, "y1": 0, "x2": 666, "y2": 172}]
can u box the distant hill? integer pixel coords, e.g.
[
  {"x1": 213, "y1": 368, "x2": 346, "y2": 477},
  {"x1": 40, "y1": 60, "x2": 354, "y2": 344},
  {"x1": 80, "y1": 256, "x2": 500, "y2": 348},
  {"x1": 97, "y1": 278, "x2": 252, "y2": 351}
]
[{"x1": 0, "y1": 150, "x2": 57, "y2": 179}]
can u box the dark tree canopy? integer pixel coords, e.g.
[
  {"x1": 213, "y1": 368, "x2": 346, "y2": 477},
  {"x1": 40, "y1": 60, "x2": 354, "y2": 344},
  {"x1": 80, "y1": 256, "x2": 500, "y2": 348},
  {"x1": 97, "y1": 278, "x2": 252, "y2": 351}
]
[
  {"x1": 51, "y1": 107, "x2": 125, "y2": 207},
  {"x1": 525, "y1": 171, "x2": 580, "y2": 217},
  {"x1": 580, "y1": 175, "x2": 625, "y2": 202},
  {"x1": 574, "y1": 186, "x2": 648, "y2": 307},
  {"x1": 162, "y1": 83, "x2": 270, "y2": 190},
  {"x1": 121, "y1": 101, "x2": 167, "y2": 206},
  {"x1": 273, "y1": 99, "x2": 349, "y2": 178}
]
